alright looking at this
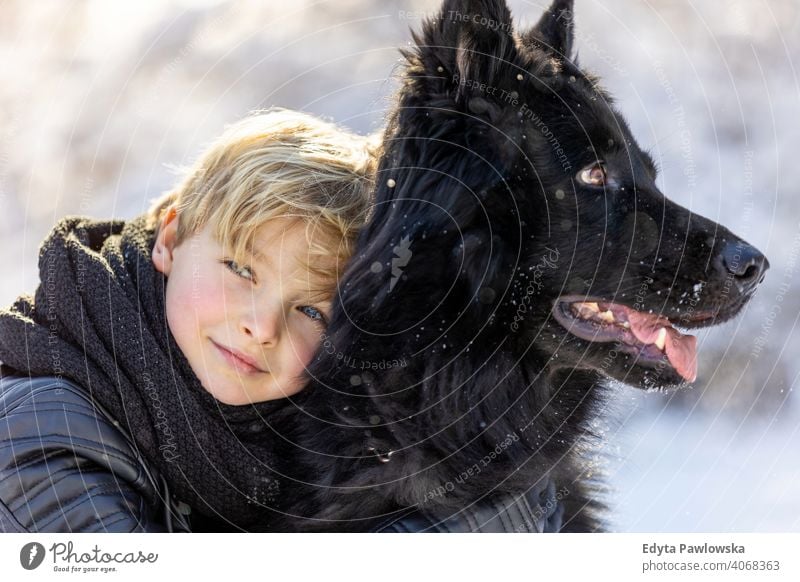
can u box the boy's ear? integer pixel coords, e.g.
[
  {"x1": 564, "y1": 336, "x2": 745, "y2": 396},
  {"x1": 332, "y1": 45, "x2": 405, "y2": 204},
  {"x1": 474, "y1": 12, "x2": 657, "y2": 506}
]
[{"x1": 152, "y1": 206, "x2": 179, "y2": 275}]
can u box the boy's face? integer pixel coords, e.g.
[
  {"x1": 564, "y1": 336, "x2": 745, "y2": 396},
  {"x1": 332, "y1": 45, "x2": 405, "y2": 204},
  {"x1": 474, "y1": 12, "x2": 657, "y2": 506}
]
[{"x1": 152, "y1": 208, "x2": 333, "y2": 404}]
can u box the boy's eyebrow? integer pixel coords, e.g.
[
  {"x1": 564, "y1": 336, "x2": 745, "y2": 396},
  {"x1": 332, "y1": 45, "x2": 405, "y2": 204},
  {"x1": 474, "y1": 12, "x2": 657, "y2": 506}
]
[
  {"x1": 249, "y1": 246, "x2": 264, "y2": 262},
  {"x1": 248, "y1": 245, "x2": 334, "y2": 297},
  {"x1": 247, "y1": 245, "x2": 270, "y2": 267},
  {"x1": 248, "y1": 246, "x2": 310, "y2": 276}
]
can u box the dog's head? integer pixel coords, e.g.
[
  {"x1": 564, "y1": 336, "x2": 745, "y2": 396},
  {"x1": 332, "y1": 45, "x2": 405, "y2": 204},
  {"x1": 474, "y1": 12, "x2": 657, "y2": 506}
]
[{"x1": 364, "y1": 0, "x2": 769, "y2": 391}]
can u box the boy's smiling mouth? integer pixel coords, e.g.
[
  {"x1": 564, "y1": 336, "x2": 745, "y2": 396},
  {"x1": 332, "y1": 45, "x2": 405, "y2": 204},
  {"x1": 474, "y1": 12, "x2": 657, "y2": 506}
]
[{"x1": 211, "y1": 340, "x2": 268, "y2": 374}]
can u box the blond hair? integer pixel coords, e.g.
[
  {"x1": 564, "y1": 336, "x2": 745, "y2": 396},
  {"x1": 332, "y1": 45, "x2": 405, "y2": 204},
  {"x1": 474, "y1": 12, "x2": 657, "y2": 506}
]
[{"x1": 148, "y1": 108, "x2": 377, "y2": 299}]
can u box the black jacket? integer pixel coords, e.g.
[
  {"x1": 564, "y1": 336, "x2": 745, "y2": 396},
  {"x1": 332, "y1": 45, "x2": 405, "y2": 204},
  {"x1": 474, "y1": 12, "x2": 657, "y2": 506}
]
[{"x1": 0, "y1": 375, "x2": 563, "y2": 533}]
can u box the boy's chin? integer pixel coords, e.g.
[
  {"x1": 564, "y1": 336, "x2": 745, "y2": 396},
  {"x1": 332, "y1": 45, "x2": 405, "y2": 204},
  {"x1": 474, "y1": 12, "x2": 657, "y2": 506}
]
[
  {"x1": 199, "y1": 373, "x2": 300, "y2": 405},
  {"x1": 201, "y1": 376, "x2": 261, "y2": 405}
]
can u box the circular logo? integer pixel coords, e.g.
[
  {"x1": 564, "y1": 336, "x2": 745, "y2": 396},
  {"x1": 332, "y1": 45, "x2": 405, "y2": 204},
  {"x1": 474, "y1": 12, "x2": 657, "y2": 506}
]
[{"x1": 19, "y1": 542, "x2": 46, "y2": 570}]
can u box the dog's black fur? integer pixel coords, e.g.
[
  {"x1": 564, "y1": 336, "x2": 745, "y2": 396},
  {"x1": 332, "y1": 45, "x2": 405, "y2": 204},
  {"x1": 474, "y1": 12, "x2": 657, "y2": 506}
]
[{"x1": 272, "y1": 0, "x2": 769, "y2": 531}]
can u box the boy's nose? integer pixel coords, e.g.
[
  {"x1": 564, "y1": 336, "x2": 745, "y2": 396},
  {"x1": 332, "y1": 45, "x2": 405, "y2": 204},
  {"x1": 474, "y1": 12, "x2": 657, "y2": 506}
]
[{"x1": 240, "y1": 308, "x2": 281, "y2": 345}]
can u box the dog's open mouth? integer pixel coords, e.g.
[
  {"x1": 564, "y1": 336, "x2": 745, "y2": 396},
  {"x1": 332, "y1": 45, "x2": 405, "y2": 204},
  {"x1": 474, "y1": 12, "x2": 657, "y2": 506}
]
[{"x1": 551, "y1": 296, "x2": 716, "y2": 383}]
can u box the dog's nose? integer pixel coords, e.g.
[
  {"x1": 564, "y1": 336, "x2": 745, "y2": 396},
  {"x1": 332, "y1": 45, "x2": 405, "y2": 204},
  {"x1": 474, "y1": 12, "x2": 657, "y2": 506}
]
[{"x1": 720, "y1": 240, "x2": 769, "y2": 294}]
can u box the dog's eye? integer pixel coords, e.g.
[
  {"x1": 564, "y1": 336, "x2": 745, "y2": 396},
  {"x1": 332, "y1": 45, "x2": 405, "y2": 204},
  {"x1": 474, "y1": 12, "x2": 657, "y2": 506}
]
[{"x1": 578, "y1": 163, "x2": 607, "y2": 186}]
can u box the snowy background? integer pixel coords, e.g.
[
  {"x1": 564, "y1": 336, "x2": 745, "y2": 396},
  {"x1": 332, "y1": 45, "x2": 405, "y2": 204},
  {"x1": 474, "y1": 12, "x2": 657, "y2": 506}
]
[{"x1": 0, "y1": 0, "x2": 797, "y2": 531}]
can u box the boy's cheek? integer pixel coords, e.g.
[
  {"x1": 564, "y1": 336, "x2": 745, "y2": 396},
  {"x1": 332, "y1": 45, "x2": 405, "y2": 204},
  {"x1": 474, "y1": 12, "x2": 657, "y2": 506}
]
[
  {"x1": 172, "y1": 267, "x2": 227, "y2": 312},
  {"x1": 282, "y1": 341, "x2": 320, "y2": 396},
  {"x1": 295, "y1": 333, "x2": 325, "y2": 369},
  {"x1": 165, "y1": 272, "x2": 228, "y2": 341}
]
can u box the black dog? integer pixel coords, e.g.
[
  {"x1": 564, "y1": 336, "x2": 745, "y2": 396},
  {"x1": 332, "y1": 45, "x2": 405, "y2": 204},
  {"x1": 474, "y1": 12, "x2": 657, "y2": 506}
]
[{"x1": 273, "y1": 0, "x2": 769, "y2": 531}]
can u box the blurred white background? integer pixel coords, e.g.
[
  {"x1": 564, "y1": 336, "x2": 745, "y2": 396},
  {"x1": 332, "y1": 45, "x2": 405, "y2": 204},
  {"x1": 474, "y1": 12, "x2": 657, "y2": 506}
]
[{"x1": 0, "y1": 0, "x2": 797, "y2": 531}]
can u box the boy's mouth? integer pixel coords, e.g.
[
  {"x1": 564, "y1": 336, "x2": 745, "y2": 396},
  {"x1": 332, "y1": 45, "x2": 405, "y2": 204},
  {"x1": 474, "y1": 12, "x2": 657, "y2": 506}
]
[{"x1": 211, "y1": 340, "x2": 267, "y2": 374}]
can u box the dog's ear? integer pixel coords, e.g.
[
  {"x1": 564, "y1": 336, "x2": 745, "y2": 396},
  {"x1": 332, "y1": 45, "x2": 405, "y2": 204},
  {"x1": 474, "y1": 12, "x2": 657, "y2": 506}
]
[
  {"x1": 415, "y1": 0, "x2": 518, "y2": 107},
  {"x1": 520, "y1": 0, "x2": 575, "y2": 61}
]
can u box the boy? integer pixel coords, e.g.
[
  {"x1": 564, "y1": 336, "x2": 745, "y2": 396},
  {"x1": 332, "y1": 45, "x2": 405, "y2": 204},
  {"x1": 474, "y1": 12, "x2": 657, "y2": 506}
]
[{"x1": 0, "y1": 109, "x2": 376, "y2": 532}]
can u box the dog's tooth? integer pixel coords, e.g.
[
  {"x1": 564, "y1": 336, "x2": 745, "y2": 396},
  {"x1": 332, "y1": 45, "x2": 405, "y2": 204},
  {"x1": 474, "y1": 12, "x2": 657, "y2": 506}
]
[
  {"x1": 575, "y1": 302, "x2": 600, "y2": 319},
  {"x1": 653, "y1": 327, "x2": 668, "y2": 351},
  {"x1": 598, "y1": 310, "x2": 615, "y2": 323}
]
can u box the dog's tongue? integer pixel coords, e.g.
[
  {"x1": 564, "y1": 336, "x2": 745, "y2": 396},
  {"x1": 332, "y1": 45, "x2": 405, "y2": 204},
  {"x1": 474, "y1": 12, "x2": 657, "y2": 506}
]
[{"x1": 626, "y1": 310, "x2": 698, "y2": 382}]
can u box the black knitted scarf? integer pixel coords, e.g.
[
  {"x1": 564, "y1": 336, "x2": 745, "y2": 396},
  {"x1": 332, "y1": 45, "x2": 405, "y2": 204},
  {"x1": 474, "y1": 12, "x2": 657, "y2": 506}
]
[{"x1": 0, "y1": 214, "x2": 288, "y2": 531}]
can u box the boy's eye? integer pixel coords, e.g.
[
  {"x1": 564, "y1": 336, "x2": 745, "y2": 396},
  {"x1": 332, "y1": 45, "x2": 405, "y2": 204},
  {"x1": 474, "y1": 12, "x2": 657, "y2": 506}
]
[
  {"x1": 223, "y1": 259, "x2": 256, "y2": 282},
  {"x1": 299, "y1": 305, "x2": 328, "y2": 326}
]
